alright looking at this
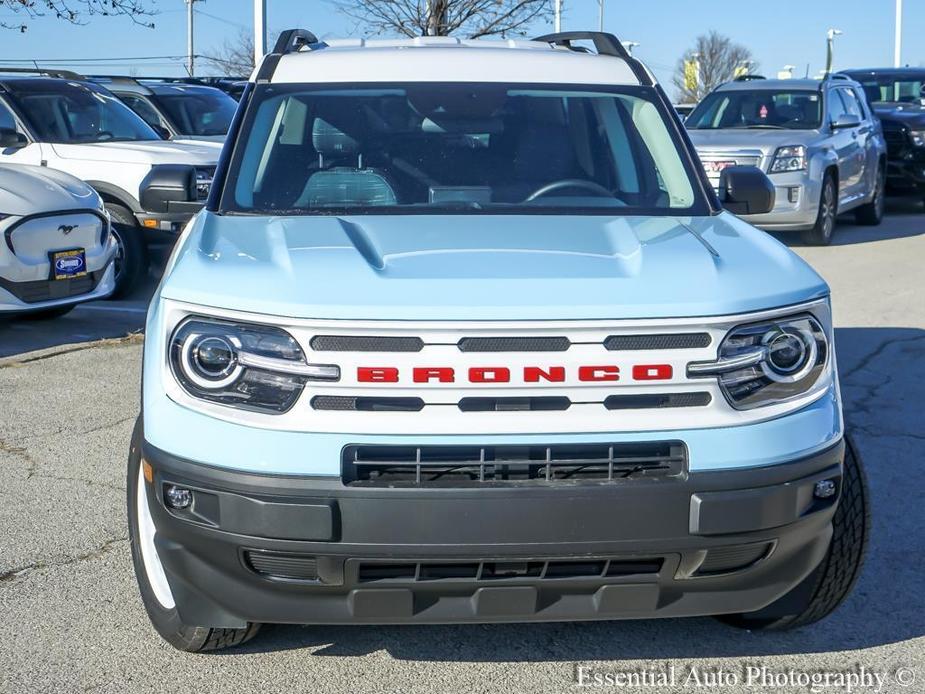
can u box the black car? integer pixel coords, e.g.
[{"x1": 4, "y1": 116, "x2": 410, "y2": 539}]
[{"x1": 841, "y1": 68, "x2": 925, "y2": 208}]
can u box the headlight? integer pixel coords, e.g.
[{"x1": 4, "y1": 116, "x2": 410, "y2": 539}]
[
  {"x1": 169, "y1": 318, "x2": 339, "y2": 414},
  {"x1": 910, "y1": 130, "x2": 925, "y2": 148},
  {"x1": 769, "y1": 145, "x2": 807, "y2": 173},
  {"x1": 195, "y1": 167, "x2": 214, "y2": 201},
  {"x1": 687, "y1": 314, "x2": 829, "y2": 409}
]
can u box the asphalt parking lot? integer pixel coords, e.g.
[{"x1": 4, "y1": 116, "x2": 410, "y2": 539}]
[{"x1": 0, "y1": 201, "x2": 923, "y2": 693}]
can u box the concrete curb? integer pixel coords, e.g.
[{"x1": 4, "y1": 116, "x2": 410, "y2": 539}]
[{"x1": 0, "y1": 332, "x2": 144, "y2": 369}]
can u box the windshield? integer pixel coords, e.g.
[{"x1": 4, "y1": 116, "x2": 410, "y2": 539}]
[
  {"x1": 222, "y1": 83, "x2": 703, "y2": 216},
  {"x1": 153, "y1": 89, "x2": 237, "y2": 136},
  {"x1": 687, "y1": 89, "x2": 822, "y2": 130},
  {"x1": 9, "y1": 81, "x2": 160, "y2": 143},
  {"x1": 843, "y1": 73, "x2": 925, "y2": 105}
]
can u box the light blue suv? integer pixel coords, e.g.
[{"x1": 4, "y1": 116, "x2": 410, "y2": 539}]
[{"x1": 128, "y1": 30, "x2": 868, "y2": 651}]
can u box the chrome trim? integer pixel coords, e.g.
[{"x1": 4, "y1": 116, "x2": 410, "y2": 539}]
[
  {"x1": 687, "y1": 347, "x2": 767, "y2": 376},
  {"x1": 236, "y1": 351, "x2": 340, "y2": 380}
]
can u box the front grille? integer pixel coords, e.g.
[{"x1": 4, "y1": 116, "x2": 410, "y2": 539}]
[
  {"x1": 244, "y1": 550, "x2": 319, "y2": 581},
  {"x1": 342, "y1": 442, "x2": 687, "y2": 487},
  {"x1": 604, "y1": 333, "x2": 711, "y2": 350},
  {"x1": 457, "y1": 336, "x2": 571, "y2": 352},
  {"x1": 881, "y1": 124, "x2": 908, "y2": 156},
  {"x1": 0, "y1": 269, "x2": 104, "y2": 304},
  {"x1": 357, "y1": 557, "x2": 664, "y2": 583},
  {"x1": 604, "y1": 392, "x2": 711, "y2": 409},
  {"x1": 458, "y1": 396, "x2": 571, "y2": 412},
  {"x1": 310, "y1": 335, "x2": 424, "y2": 352}
]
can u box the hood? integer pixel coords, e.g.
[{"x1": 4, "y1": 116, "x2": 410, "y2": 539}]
[
  {"x1": 0, "y1": 163, "x2": 100, "y2": 217},
  {"x1": 49, "y1": 139, "x2": 222, "y2": 166},
  {"x1": 687, "y1": 128, "x2": 822, "y2": 154},
  {"x1": 160, "y1": 212, "x2": 829, "y2": 321},
  {"x1": 172, "y1": 135, "x2": 227, "y2": 144},
  {"x1": 872, "y1": 103, "x2": 925, "y2": 127}
]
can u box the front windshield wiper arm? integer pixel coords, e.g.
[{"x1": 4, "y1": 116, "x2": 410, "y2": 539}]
[{"x1": 732, "y1": 124, "x2": 788, "y2": 130}]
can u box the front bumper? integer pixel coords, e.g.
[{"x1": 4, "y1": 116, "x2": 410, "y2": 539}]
[
  {"x1": 142, "y1": 438, "x2": 844, "y2": 628},
  {"x1": 0, "y1": 260, "x2": 115, "y2": 313},
  {"x1": 885, "y1": 153, "x2": 925, "y2": 193},
  {"x1": 739, "y1": 171, "x2": 822, "y2": 231}
]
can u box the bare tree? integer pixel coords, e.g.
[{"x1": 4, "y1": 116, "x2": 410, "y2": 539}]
[
  {"x1": 672, "y1": 31, "x2": 757, "y2": 103},
  {"x1": 203, "y1": 29, "x2": 256, "y2": 76},
  {"x1": 1, "y1": 0, "x2": 155, "y2": 31},
  {"x1": 332, "y1": 0, "x2": 555, "y2": 39}
]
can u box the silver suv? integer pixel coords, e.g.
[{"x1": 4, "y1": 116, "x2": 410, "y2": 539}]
[{"x1": 687, "y1": 76, "x2": 887, "y2": 245}]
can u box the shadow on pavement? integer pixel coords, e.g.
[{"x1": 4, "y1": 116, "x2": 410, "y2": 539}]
[
  {"x1": 215, "y1": 326, "x2": 925, "y2": 660},
  {"x1": 769, "y1": 198, "x2": 924, "y2": 248}
]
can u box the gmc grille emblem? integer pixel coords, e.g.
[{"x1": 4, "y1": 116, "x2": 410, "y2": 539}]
[
  {"x1": 58, "y1": 224, "x2": 78, "y2": 235},
  {"x1": 356, "y1": 365, "x2": 673, "y2": 384}
]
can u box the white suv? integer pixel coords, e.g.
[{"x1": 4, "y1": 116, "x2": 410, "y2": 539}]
[
  {"x1": 1, "y1": 163, "x2": 115, "y2": 316},
  {"x1": 0, "y1": 69, "x2": 222, "y2": 296}
]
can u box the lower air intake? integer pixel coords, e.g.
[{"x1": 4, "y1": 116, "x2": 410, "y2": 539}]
[
  {"x1": 342, "y1": 441, "x2": 686, "y2": 487},
  {"x1": 244, "y1": 551, "x2": 319, "y2": 581}
]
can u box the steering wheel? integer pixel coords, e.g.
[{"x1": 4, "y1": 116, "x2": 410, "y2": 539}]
[{"x1": 525, "y1": 179, "x2": 614, "y2": 202}]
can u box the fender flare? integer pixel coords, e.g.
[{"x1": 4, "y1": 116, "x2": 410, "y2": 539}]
[{"x1": 86, "y1": 180, "x2": 143, "y2": 214}]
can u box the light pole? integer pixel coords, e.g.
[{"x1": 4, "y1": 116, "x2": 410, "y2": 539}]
[
  {"x1": 554, "y1": 0, "x2": 561, "y2": 32},
  {"x1": 254, "y1": 0, "x2": 267, "y2": 68},
  {"x1": 598, "y1": 0, "x2": 604, "y2": 31},
  {"x1": 825, "y1": 28, "x2": 842, "y2": 75},
  {"x1": 894, "y1": 0, "x2": 903, "y2": 67},
  {"x1": 186, "y1": 0, "x2": 195, "y2": 77}
]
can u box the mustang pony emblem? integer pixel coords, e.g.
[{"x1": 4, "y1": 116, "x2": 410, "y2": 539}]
[{"x1": 58, "y1": 224, "x2": 79, "y2": 235}]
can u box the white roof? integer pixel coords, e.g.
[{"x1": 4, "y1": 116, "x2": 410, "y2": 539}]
[{"x1": 266, "y1": 37, "x2": 644, "y2": 86}]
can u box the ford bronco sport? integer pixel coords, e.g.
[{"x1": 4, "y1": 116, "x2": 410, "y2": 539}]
[{"x1": 129, "y1": 30, "x2": 868, "y2": 652}]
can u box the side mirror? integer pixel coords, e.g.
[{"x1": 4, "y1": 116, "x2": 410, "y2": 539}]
[
  {"x1": 718, "y1": 165, "x2": 775, "y2": 216},
  {"x1": 139, "y1": 165, "x2": 199, "y2": 214},
  {"x1": 0, "y1": 127, "x2": 27, "y2": 149},
  {"x1": 151, "y1": 124, "x2": 172, "y2": 140},
  {"x1": 831, "y1": 114, "x2": 861, "y2": 129}
]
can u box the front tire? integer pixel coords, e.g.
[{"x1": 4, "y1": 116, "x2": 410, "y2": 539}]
[
  {"x1": 105, "y1": 203, "x2": 148, "y2": 299},
  {"x1": 854, "y1": 164, "x2": 885, "y2": 226},
  {"x1": 801, "y1": 172, "x2": 838, "y2": 246},
  {"x1": 127, "y1": 419, "x2": 261, "y2": 652},
  {"x1": 717, "y1": 436, "x2": 869, "y2": 631}
]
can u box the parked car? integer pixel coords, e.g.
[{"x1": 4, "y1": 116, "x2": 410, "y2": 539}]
[
  {"x1": 686, "y1": 75, "x2": 887, "y2": 244},
  {"x1": 90, "y1": 76, "x2": 238, "y2": 142},
  {"x1": 840, "y1": 68, "x2": 925, "y2": 208},
  {"x1": 0, "y1": 68, "x2": 221, "y2": 296},
  {"x1": 129, "y1": 29, "x2": 866, "y2": 652},
  {"x1": 0, "y1": 163, "x2": 115, "y2": 317},
  {"x1": 201, "y1": 76, "x2": 250, "y2": 101},
  {"x1": 674, "y1": 103, "x2": 697, "y2": 119}
]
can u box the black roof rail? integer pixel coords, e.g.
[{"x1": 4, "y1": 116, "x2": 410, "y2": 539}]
[
  {"x1": 273, "y1": 29, "x2": 320, "y2": 55},
  {"x1": 826, "y1": 73, "x2": 853, "y2": 82},
  {"x1": 733, "y1": 74, "x2": 766, "y2": 81},
  {"x1": 532, "y1": 31, "x2": 653, "y2": 86},
  {"x1": 0, "y1": 66, "x2": 83, "y2": 80}
]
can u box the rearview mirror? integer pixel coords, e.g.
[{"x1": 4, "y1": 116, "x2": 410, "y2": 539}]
[
  {"x1": 718, "y1": 165, "x2": 775, "y2": 216},
  {"x1": 0, "y1": 127, "x2": 27, "y2": 149},
  {"x1": 831, "y1": 114, "x2": 861, "y2": 129}
]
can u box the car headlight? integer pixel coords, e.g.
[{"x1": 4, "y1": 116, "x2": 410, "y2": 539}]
[
  {"x1": 910, "y1": 130, "x2": 925, "y2": 148},
  {"x1": 688, "y1": 314, "x2": 829, "y2": 409},
  {"x1": 769, "y1": 145, "x2": 807, "y2": 173},
  {"x1": 169, "y1": 318, "x2": 339, "y2": 414}
]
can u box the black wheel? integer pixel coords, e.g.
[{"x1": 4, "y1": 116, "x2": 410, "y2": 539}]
[
  {"x1": 127, "y1": 419, "x2": 261, "y2": 652},
  {"x1": 801, "y1": 172, "x2": 838, "y2": 245},
  {"x1": 20, "y1": 304, "x2": 75, "y2": 320},
  {"x1": 105, "y1": 203, "x2": 148, "y2": 299},
  {"x1": 718, "y1": 435, "x2": 869, "y2": 631},
  {"x1": 854, "y1": 164, "x2": 885, "y2": 226}
]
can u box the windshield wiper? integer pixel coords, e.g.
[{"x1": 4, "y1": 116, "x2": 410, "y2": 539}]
[{"x1": 731, "y1": 124, "x2": 787, "y2": 130}]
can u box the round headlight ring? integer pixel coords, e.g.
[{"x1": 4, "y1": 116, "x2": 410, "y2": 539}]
[
  {"x1": 180, "y1": 333, "x2": 243, "y2": 389},
  {"x1": 760, "y1": 327, "x2": 817, "y2": 383}
]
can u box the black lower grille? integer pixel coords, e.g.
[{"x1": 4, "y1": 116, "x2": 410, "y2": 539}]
[
  {"x1": 244, "y1": 551, "x2": 319, "y2": 581},
  {"x1": 458, "y1": 396, "x2": 571, "y2": 412},
  {"x1": 605, "y1": 392, "x2": 711, "y2": 409},
  {"x1": 342, "y1": 442, "x2": 686, "y2": 487},
  {"x1": 0, "y1": 270, "x2": 104, "y2": 304},
  {"x1": 312, "y1": 395, "x2": 425, "y2": 412},
  {"x1": 357, "y1": 558, "x2": 664, "y2": 583}
]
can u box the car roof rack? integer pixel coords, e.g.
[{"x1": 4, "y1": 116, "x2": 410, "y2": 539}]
[
  {"x1": 0, "y1": 66, "x2": 83, "y2": 80},
  {"x1": 532, "y1": 31, "x2": 653, "y2": 86},
  {"x1": 256, "y1": 29, "x2": 325, "y2": 83},
  {"x1": 733, "y1": 74, "x2": 766, "y2": 81},
  {"x1": 826, "y1": 73, "x2": 853, "y2": 82}
]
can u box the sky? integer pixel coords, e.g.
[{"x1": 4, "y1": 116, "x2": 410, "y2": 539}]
[{"x1": 0, "y1": 0, "x2": 921, "y2": 96}]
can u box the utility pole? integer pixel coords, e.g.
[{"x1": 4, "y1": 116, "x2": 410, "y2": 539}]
[
  {"x1": 825, "y1": 28, "x2": 842, "y2": 75},
  {"x1": 554, "y1": 0, "x2": 561, "y2": 32},
  {"x1": 254, "y1": 0, "x2": 267, "y2": 67},
  {"x1": 598, "y1": 0, "x2": 604, "y2": 31},
  {"x1": 894, "y1": 0, "x2": 903, "y2": 67},
  {"x1": 186, "y1": 0, "x2": 195, "y2": 77}
]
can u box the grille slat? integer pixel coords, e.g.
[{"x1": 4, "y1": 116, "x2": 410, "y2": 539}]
[
  {"x1": 604, "y1": 333, "x2": 711, "y2": 350},
  {"x1": 604, "y1": 392, "x2": 712, "y2": 410},
  {"x1": 245, "y1": 551, "x2": 319, "y2": 581},
  {"x1": 310, "y1": 335, "x2": 424, "y2": 352},
  {"x1": 458, "y1": 336, "x2": 571, "y2": 352},
  {"x1": 458, "y1": 396, "x2": 571, "y2": 412},
  {"x1": 312, "y1": 395, "x2": 425, "y2": 412},
  {"x1": 343, "y1": 442, "x2": 686, "y2": 487},
  {"x1": 358, "y1": 557, "x2": 663, "y2": 583}
]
